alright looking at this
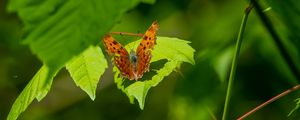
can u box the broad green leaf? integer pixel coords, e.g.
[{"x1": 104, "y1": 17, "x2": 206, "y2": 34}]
[
  {"x1": 127, "y1": 60, "x2": 180, "y2": 109},
  {"x1": 66, "y1": 46, "x2": 108, "y2": 100},
  {"x1": 125, "y1": 37, "x2": 195, "y2": 64},
  {"x1": 114, "y1": 37, "x2": 195, "y2": 109},
  {"x1": 126, "y1": 81, "x2": 152, "y2": 109},
  {"x1": 7, "y1": 0, "x2": 141, "y2": 70},
  {"x1": 7, "y1": 65, "x2": 59, "y2": 120},
  {"x1": 151, "y1": 37, "x2": 195, "y2": 64},
  {"x1": 141, "y1": 0, "x2": 156, "y2": 4},
  {"x1": 7, "y1": 1, "x2": 142, "y2": 119}
]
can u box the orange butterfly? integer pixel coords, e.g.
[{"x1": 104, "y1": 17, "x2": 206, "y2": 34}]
[{"x1": 103, "y1": 21, "x2": 158, "y2": 80}]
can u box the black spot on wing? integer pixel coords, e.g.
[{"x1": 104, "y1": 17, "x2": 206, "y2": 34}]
[{"x1": 143, "y1": 36, "x2": 148, "y2": 40}]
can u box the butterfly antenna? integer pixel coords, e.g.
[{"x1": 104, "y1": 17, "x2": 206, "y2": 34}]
[
  {"x1": 136, "y1": 30, "x2": 142, "y2": 40},
  {"x1": 133, "y1": 30, "x2": 143, "y2": 50},
  {"x1": 110, "y1": 32, "x2": 143, "y2": 37}
]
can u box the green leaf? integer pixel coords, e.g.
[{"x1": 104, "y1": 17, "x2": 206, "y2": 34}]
[
  {"x1": 126, "y1": 81, "x2": 152, "y2": 109},
  {"x1": 66, "y1": 46, "x2": 108, "y2": 100},
  {"x1": 7, "y1": 0, "x2": 141, "y2": 70},
  {"x1": 141, "y1": 0, "x2": 156, "y2": 4},
  {"x1": 7, "y1": 65, "x2": 59, "y2": 120},
  {"x1": 125, "y1": 37, "x2": 195, "y2": 64},
  {"x1": 7, "y1": 1, "x2": 142, "y2": 119},
  {"x1": 151, "y1": 37, "x2": 195, "y2": 64},
  {"x1": 114, "y1": 37, "x2": 195, "y2": 109}
]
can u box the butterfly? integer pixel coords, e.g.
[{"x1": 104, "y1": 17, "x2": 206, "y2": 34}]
[{"x1": 103, "y1": 21, "x2": 158, "y2": 80}]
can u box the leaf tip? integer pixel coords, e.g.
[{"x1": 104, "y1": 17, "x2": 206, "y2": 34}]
[
  {"x1": 89, "y1": 94, "x2": 96, "y2": 101},
  {"x1": 139, "y1": 103, "x2": 145, "y2": 110}
]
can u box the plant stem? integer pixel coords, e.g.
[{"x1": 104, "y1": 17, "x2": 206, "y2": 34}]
[
  {"x1": 251, "y1": 0, "x2": 300, "y2": 81},
  {"x1": 237, "y1": 84, "x2": 300, "y2": 119},
  {"x1": 222, "y1": 3, "x2": 253, "y2": 120},
  {"x1": 110, "y1": 32, "x2": 144, "y2": 37}
]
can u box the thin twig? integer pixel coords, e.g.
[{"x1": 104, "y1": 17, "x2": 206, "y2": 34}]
[
  {"x1": 221, "y1": 3, "x2": 253, "y2": 120},
  {"x1": 237, "y1": 84, "x2": 300, "y2": 120},
  {"x1": 110, "y1": 32, "x2": 144, "y2": 37}
]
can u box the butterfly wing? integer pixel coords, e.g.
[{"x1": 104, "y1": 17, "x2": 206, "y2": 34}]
[
  {"x1": 135, "y1": 21, "x2": 159, "y2": 78},
  {"x1": 103, "y1": 35, "x2": 135, "y2": 80}
]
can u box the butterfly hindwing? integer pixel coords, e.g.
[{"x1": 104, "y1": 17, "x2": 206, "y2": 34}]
[{"x1": 103, "y1": 35, "x2": 135, "y2": 79}]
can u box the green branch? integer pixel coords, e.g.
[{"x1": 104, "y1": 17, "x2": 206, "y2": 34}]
[{"x1": 222, "y1": 3, "x2": 253, "y2": 120}]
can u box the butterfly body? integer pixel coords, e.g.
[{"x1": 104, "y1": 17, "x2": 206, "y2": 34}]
[
  {"x1": 130, "y1": 50, "x2": 138, "y2": 66},
  {"x1": 103, "y1": 21, "x2": 158, "y2": 80},
  {"x1": 129, "y1": 50, "x2": 138, "y2": 70}
]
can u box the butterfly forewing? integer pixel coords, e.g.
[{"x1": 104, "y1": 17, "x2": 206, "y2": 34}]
[{"x1": 136, "y1": 21, "x2": 159, "y2": 78}]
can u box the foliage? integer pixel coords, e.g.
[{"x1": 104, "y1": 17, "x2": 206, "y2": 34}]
[
  {"x1": 5, "y1": 0, "x2": 196, "y2": 119},
  {"x1": 5, "y1": 0, "x2": 146, "y2": 119},
  {"x1": 66, "y1": 46, "x2": 108, "y2": 100},
  {"x1": 7, "y1": 0, "x2": 141, "y2": 70},
  {"x1": 266, "y1": 0, "x2": 300, "y2": 53},
  {"x1": 7, "y1": 45, "x2": 110, "y2": 120},
  {"x1": 260, "y1": 0, "x2": 300, "y2": 116},
  {"x1": 2, "y1": 0, "x2": 300, "y2": 119},
  {"x1": 7, "y1": 66, "x2": 58, "y2": 120},
  {"x1": 114, "y1": 37, "x2": 195, "y2": 109}
]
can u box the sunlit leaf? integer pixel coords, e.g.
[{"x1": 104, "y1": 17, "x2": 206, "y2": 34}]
[
  {"x1": 151, "y1": 37, "x2": 195, "y2": 64},
  {"x1": 126, "y1": 81, "x2": 152, "y2": 109},
  {"x1": 113, "y1": 37, "x2": 195, "y2": 109},
  {"x1": 7, "y1": 65, "x2": 59, "y2": 120},
  {"x1": 6, "y1": 0, "x2": 145, "y2": 119},
  {"x1": 7, "y1": 0, "x2": 141, "y2": 70},
  {"x1": 127, "y1": 60, "x2": 180, "y2": 109},
  {"x1": 66, "y1": 46, "x2": 108, "y2": 100}
]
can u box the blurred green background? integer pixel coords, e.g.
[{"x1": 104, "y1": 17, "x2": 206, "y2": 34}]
[{"x1": 1, "y1": 0, "x2": 300, "y2": 119}]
